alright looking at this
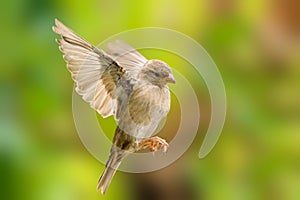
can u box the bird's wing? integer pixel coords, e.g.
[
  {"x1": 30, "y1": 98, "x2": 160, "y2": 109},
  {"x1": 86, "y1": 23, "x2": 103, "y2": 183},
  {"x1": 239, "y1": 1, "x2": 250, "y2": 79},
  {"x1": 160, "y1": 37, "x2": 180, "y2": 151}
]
[
  {"x1": 53, "y1": 19, "x2": 127, "y2": 118},
  {"x1": 107, "y1": 40, "x2": 148, "y2": 78}
]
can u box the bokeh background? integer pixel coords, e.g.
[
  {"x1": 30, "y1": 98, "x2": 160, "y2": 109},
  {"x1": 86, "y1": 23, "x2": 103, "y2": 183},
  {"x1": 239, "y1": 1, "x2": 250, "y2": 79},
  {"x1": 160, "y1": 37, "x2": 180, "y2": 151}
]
[{"x1": 1, "y1": 0, "x2": 300, "y2": 199}]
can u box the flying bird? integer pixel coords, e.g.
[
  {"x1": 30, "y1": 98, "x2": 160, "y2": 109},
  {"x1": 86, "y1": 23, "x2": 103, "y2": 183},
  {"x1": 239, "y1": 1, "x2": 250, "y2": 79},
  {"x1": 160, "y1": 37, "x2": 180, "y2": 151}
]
[{"x1": 52, "y1": 19, "x2": 176, "y2": 194}]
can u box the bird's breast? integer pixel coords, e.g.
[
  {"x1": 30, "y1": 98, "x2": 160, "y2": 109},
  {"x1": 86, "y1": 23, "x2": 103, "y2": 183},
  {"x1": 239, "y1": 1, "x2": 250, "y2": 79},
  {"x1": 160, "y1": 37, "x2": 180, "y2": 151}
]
[{"x1": 117, "y1": 84, "x2": 170, "y2": 138}]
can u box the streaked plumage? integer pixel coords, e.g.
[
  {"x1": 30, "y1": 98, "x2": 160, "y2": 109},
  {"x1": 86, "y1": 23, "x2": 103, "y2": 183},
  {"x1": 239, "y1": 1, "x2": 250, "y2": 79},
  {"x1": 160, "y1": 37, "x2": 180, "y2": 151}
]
[{"x1": 52, "y1": 19, "x2": 175, "y2": 194}]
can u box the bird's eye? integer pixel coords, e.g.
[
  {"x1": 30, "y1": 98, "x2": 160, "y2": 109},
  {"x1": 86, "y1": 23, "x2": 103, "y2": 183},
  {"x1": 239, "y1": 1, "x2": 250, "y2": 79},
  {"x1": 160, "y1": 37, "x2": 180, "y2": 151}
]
[
  {"x1": 151, "y1": 71, "x2": 160, "y2": 77},
  {"x1": 154, "y1": 72, "x2": 160, "y2": 77}
]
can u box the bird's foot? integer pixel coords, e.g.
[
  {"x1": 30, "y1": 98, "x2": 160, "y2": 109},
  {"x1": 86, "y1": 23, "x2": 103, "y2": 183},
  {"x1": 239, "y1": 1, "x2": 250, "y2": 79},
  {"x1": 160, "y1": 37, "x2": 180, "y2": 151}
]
[{"x1": 138, "y1": 136, "x2": 169, "y2": 153}]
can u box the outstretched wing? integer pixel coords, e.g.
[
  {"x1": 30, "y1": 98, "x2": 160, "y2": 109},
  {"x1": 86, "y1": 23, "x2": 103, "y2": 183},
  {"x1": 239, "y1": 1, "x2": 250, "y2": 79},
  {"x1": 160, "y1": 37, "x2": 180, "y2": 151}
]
[
  {"x1": 53, "y1": 19, "x2": 125, "y2": 118},
  {"x1": 107, "y1": 40, "x2": 148, "y2": 78}
]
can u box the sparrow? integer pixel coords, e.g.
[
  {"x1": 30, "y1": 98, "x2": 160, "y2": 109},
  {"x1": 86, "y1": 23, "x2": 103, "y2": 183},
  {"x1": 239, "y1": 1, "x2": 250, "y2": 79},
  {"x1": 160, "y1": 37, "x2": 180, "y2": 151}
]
[{"x1": 52, "y1": 19, "x2": 176, "y2": 195}]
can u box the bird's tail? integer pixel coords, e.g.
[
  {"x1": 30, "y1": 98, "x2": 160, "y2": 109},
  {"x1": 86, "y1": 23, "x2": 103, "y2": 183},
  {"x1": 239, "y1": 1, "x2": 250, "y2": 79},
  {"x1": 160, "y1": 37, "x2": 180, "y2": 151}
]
[
  {"x1": 97, "y1": 149, "x2": 125, "y2": 194},
  {"x1": 97, "y1": 166, "x2": 118, "y2": 195}
]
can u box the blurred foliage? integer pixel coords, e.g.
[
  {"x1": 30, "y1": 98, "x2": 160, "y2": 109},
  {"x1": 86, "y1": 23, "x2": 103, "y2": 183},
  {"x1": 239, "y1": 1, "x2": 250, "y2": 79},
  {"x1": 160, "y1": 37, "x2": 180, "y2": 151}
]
[{"x1": 1, "y1": 0, "x2": 300, "y2": 199}]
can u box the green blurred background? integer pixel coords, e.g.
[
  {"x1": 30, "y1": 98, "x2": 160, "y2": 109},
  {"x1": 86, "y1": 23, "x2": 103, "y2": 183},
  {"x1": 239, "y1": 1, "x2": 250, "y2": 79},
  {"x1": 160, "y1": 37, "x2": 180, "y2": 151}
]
[{"x1": 1, "y1": 0, "x2": 300, "y2": 199}]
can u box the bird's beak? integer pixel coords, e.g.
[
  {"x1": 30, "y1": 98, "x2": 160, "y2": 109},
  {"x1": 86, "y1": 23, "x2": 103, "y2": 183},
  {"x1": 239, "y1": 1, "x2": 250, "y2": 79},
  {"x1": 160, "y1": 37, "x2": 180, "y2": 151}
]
[{"x1": 165, "y1": 74, "x2": 176, "y2": 84}]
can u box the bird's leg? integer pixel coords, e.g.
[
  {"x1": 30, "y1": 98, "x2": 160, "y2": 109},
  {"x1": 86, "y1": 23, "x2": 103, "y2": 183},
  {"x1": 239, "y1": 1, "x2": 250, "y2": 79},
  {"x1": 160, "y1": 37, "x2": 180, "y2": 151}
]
[{"x1": 138, "y1": 136, "x2": 169, "y2": 153}]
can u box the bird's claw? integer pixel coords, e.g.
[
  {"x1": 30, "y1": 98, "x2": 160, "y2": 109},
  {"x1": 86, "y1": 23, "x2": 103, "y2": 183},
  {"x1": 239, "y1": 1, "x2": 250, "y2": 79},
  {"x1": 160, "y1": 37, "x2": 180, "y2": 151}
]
[{"x1": 139, "y1": 136, "x2": 169, "y2": 153}]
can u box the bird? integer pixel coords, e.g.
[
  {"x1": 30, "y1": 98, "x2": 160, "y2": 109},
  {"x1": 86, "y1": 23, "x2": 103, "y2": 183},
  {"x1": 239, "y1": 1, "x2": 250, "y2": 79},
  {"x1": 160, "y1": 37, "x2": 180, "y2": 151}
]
[{"x1": 52, "y1": 19, "x2": 176, "y2": 195}]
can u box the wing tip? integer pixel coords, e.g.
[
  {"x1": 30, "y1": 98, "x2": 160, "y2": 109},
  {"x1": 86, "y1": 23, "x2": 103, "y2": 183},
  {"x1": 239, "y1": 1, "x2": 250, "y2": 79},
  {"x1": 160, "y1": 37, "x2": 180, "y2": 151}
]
[
  {"x1": 54, "y1": 18, "x2": 63, "y2": 28},
  {"x1": 52, "y1": 18, "x2": 61, "y2": 34},
  {"x1": 54, "y1": 18, "x2": 59, "y2": 24},
  {"x1": 52, "y1": 18, "x2": 71, "y2": 36},
  {"x1": 55, "y1": 38, "x2": 61, "y2": 44}
]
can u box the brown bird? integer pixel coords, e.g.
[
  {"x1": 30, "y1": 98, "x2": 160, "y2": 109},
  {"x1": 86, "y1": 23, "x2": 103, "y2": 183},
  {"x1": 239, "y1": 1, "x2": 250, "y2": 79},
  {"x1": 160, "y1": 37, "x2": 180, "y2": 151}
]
[{"x1": 52, "y1": 19, "x2": 176, "y2": 194}]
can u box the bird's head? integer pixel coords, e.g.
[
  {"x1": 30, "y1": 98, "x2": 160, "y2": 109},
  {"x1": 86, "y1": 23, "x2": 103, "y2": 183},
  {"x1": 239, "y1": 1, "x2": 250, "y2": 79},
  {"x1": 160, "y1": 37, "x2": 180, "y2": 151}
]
[{"x1": 139, "y1": 59, "x2": 176, "y2": 86}]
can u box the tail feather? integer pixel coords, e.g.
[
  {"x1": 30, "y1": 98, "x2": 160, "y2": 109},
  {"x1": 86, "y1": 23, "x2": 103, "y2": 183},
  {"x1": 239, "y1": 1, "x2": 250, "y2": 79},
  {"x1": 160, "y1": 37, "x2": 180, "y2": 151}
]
[
  {"x1": 97, "y1": 126, "x2": 132, "y2": 194},
  {"x1": 97, "y1": 166, "x2": 118, "y2": 194},
  {"x1": 97, "y1": 148, "x2": 125, "y2": 194}
]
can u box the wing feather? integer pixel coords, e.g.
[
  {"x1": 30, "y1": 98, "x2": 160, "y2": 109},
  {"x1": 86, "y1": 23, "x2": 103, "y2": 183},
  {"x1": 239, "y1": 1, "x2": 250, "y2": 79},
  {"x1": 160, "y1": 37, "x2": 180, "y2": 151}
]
[
  {"x1": 107, "y1": 40, "x2": 148, "y2": 78},
  {"x1": 53, "y1": 19, "x2": 125, "y2": 118}
]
